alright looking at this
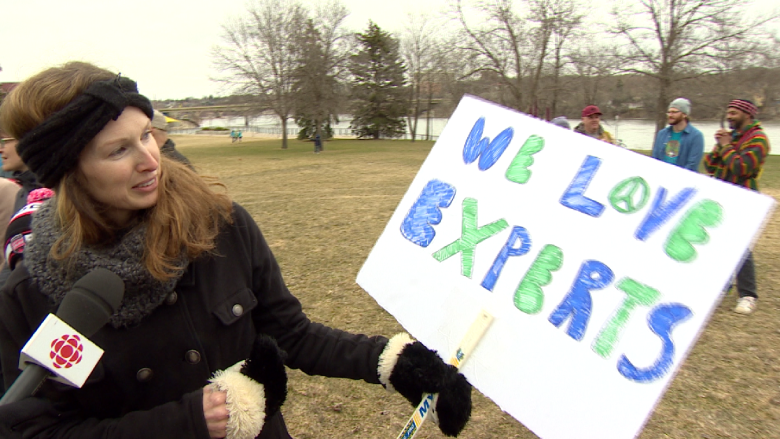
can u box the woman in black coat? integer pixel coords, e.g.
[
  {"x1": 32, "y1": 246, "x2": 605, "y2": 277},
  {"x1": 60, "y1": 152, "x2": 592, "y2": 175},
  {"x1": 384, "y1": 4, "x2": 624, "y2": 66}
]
[{"x1": 0, "y1": 62, "x2": 471, "y2": 439}]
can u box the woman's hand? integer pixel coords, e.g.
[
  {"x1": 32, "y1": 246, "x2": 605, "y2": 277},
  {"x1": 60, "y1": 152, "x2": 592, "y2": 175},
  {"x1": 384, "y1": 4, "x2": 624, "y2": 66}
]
[
  {"x1": 207, "y1": 336, "x2": 288, "y2": 439},
  {"x1": 203, "y1": 384, "x2": 229, "y2": 438}
]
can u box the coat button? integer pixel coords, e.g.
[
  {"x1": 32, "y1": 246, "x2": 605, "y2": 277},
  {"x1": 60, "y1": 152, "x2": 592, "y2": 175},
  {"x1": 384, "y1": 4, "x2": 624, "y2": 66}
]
[
  {"x1": 232, "y1": 304, "x2": 244, "y2": 317},
  {"x1": 165, "y1": 292, "x2": 178, "y2": 305},
  {"x1": 185, "y1": 350, "x2": 201, "y2": 364},
  {"x1": 136, "y1": 368, "x2": 154, "y2": 382}
]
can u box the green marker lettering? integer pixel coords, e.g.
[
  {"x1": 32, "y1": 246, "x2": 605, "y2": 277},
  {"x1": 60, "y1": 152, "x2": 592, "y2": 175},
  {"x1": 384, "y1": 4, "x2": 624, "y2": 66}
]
[
  {"x1": 665, "y1": 199, "x2": 723, "y2": 262},
  {"x1": 608, "y1": 176, "x2": 650, "y2": 214},
  {"x1": 433, "y1": 198, "x2": 509, "y2": 278},
  {"x1": 505, "y1": 135, "x2": 545, "y2": 184},
  {"x1": 593, "y1": 278, "x2": 660, "y2": 357},
  {"x1": 513, "y1": 244, "x2": 563, "y2": 314}
]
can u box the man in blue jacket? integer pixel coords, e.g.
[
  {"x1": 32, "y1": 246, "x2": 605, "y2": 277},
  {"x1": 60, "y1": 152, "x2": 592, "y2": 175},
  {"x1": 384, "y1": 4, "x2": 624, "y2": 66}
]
[{"x1": 652, "y1": 98, "x2": 704, "y2": 172}]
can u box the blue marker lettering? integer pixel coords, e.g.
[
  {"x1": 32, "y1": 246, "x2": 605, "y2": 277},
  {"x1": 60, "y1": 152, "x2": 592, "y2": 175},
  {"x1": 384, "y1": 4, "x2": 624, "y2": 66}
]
[
  {"x1": 560, "y1": 155, "x2": 605, "y2": 217},
  {"x1": 635, "y1": 187, "x2": 696, "y2": 241},
  {"x1": 463, "y1": 117, "x2": 514, "y2": 171},
  {"x1": 617, "y1": 303, "x2": 692, "y2": 382},
  {"x1": 549, "y1": 260, "x2": 614, "y2": 341},
  {"x1": 481, "y1": 226, "x2": 532, "y2": 291},
  {"x1": 401, "y1": 179, "x2": 456, "y2": 247}
]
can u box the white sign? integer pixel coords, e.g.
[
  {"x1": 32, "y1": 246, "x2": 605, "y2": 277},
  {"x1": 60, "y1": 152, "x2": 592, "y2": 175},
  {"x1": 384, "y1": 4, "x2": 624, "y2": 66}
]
[
  {"x1": 20, "y1": 314, "x2": 104, "y2": 388},
  {"x1": 357, "y1": 95, "x2": 775, "y2": 439}
]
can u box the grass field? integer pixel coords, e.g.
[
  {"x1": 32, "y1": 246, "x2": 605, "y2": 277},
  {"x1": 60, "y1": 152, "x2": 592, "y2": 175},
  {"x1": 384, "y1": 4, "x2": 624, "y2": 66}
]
[{"x1": 175, "y1": 135, "x2": 780, "y2": 439}]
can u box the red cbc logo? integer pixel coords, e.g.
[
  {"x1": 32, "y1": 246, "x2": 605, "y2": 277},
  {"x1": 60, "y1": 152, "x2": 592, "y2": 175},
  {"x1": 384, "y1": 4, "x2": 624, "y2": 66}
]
[{"x1": 50, "y1": 334, "x2": 83, "y2": 369}]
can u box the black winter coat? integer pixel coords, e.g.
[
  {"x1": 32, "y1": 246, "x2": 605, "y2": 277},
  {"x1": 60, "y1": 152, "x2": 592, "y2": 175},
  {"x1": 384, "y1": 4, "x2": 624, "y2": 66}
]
[{"x1": 0, "y1": 204, "x2": 388, "y2": 438}]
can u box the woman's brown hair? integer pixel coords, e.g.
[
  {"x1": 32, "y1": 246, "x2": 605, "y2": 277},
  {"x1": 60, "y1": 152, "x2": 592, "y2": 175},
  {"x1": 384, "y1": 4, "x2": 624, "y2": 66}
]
[{"x1": 0, "y1": 61, "x2": 233, "y2": 280}]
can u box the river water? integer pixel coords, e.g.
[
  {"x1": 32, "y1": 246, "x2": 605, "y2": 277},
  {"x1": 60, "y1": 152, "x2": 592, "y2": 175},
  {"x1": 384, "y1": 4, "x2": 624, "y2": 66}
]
[{"x1": 198, "y1": 115, "x2": 780, "y2": 154}]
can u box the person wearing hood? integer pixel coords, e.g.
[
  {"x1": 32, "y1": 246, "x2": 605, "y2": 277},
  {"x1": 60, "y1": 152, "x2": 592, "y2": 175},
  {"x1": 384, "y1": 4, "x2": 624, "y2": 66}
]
[{"x1": 573, "y1": 105, "x2": 616, "y2": 144}]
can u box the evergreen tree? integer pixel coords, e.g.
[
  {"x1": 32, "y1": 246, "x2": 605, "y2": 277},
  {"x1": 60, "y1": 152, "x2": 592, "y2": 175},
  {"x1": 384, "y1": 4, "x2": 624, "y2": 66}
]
[{"x1": 349, "y1": 21, "x2": 408, "y2": 139}]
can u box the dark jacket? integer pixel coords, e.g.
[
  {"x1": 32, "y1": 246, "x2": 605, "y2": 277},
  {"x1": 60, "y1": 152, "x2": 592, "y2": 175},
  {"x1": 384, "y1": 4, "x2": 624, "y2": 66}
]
[
  {"x1": 9, "y1": 171, "x2": 41, "y2": 216},
  {"x1": 160, "y1": 138, "x2": 193, "y2": 169},
  {"x1": 0, "y1": 204, "x2": 388, "y2": 438},
  {"x1": 0, "y1": 171, "x2": 44, "y2": 304},
  {"x1": 573, "y1": 123, "x2": 616, "y2": 145}
]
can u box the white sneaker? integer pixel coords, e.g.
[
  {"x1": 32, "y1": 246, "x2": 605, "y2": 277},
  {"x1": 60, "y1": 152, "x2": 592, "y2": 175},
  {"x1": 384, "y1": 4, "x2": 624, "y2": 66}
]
[{"x1": 734, "y1": 297, "x2": 757, "y2": 315}]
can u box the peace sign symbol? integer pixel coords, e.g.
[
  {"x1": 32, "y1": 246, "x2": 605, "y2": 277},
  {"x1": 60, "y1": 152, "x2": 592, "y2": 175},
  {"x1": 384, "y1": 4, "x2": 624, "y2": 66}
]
[{"x1": 608, "y1": 176, "x2": 650, "y2": 214}]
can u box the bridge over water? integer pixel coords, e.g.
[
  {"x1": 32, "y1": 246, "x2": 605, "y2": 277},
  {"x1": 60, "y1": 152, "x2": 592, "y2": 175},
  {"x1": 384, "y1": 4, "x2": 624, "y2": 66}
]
[{"x1": 160, "y1": 99, "x2": 447, "y2": 121}]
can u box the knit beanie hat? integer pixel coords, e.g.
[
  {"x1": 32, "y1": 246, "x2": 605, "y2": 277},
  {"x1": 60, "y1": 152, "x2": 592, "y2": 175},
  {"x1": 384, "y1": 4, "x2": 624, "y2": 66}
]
[
  {"x1": 668, "y1": 98, "x2": 691, "y2": 116},
  {"x1": 15, "y1": 75, "x2": 153, "y2": 188},
  {"x1": 550, "y1": 116, "x2": 571, "y2": 130},
  {"x1": 728, "y1": 99, "x2": 758, "y2": 117}
]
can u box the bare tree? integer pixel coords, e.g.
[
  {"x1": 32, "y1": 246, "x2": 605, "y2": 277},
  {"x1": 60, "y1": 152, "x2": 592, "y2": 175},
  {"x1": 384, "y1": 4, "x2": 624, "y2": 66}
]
[
  {"x1": 542, "y1": 0, "x2": 582, "y2": 115},
  {"x1": 452, "y1": 0, "x2": 582, "y2": 114},
  {"x1": 569, "y1": 45, "x2": 620, "y2": 109},
  {"x1": 452, "y1": 0, "x2": 531, "y2": 110},
  {"x1": 400, "y1": 13, "x2": 452, "y2": 141},
  {"x1": 293, "y1": 0, "x2": 351, "y2": 144},
  {"x1": 212, "y1": 0, "x2": 307, "y2": 149},
  {"x1": 610, "y1": 0, "x2": 779, "y2": 131}
]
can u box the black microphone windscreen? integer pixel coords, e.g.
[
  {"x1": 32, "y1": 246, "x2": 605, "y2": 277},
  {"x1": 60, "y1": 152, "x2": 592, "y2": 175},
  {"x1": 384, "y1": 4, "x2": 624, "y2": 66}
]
[{"x1": 56, "y1": 268, "x2": 125, "y2": 337}]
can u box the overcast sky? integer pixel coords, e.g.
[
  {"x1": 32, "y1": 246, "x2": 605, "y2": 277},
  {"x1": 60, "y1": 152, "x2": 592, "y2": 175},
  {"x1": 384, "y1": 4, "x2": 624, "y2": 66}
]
[{"x1": 1, "y1": 0, "x2": 776, "y2": 101}]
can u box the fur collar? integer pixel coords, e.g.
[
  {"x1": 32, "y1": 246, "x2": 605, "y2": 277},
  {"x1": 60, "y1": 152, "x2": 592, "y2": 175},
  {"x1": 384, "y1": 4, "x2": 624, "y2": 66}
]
[{"x1": 25, "y1": 200, "x2": 186, "y2": 328}]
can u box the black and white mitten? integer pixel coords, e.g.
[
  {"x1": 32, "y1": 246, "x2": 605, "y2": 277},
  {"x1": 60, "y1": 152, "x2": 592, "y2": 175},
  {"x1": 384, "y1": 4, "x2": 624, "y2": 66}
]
[
  {"x1": 378, "y1": 333, "x2": 472, "y2": 437},
  {"x1": 209, "y1": 335, "x2": 288, "y2": 439}
]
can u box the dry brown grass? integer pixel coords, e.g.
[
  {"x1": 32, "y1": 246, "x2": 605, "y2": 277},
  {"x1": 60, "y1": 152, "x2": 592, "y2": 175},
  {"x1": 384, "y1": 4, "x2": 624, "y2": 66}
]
[{"x1": 175, "y1": 135, "x2": 780, "y2": 439}]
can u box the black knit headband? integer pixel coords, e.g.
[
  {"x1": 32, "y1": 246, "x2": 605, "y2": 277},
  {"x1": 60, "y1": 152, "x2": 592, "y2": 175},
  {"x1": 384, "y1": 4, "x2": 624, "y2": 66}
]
[{"x1": 16, "y1": 75, "x2": 153, "y2": 188}]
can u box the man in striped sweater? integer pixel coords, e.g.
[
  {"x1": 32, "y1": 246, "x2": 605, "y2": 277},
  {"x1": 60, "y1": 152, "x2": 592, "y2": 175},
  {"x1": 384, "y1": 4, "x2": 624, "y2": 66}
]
[{"x1": 704, "y1": 99, "x2": 770, "y2": 315}]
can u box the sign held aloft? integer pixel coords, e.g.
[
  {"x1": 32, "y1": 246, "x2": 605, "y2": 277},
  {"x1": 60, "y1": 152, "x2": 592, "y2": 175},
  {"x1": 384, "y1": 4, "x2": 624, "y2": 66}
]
[{"x1": 357, "y1": 95, "x2": 775, "y2": 439}]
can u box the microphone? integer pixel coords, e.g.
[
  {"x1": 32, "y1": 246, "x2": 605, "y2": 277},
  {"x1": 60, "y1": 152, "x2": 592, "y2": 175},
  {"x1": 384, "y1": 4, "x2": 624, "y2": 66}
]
[{"x1": 0, "y1": 268, "x2": 124, "y2": 405}]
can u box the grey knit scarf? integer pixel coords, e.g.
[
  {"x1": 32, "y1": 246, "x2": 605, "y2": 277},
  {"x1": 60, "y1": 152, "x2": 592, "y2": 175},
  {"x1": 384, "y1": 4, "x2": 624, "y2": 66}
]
[{"x1": 25, "y1": 200, "x2": 187, "y2": 328}]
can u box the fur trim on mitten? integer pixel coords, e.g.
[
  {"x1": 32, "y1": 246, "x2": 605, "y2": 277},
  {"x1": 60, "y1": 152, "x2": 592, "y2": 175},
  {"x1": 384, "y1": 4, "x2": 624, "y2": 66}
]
[
  {"x1": 209, "y1": 335, "x2": 288, "y2": 439},
  {"x1": 377, "y1": 333, "x2": 472, "y2": 437},
  {"x1": 210, "y1": 361, "x2": 266, "y2": 439},
  {"x1": 377, "y1": 332, "x2": 414, "y2": 392}
]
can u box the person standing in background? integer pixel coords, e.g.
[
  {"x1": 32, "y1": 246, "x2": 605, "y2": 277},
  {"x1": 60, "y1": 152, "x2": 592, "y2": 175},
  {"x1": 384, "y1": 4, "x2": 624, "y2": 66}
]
[
  {"x1": 652, "y1": 98, "x2": 704, "y2": 172},
  {"x1": 0, "y1": 177, "x2": 19, "y2": 264},
  {"x1": 0, "y1": 146, "x2": 12, "y2": 178},
  {"x1": 313, "y1": 133, "x2": 322, "y2": 153},
  {"x1": 0, "y1": 132, "x2": 41, "y2": 215},
  {"x1": 704, "y1": 99, "x2": 770, "y2": 315},
  {"x1": 550, "y1": 116, "x2": 571, "y2": 130},
  {"x1": 574, "y1": 105, "x2": 616, "y2": 144},
  {"x1": 151, "y1": 110, "x2": 192, "y2": 168}
]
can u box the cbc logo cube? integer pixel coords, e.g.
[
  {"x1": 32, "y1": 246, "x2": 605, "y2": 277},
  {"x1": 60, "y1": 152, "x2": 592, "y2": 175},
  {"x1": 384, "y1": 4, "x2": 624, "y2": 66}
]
[{"x1": 50, "y1": 334, "x2": 83, "y2": 369}]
